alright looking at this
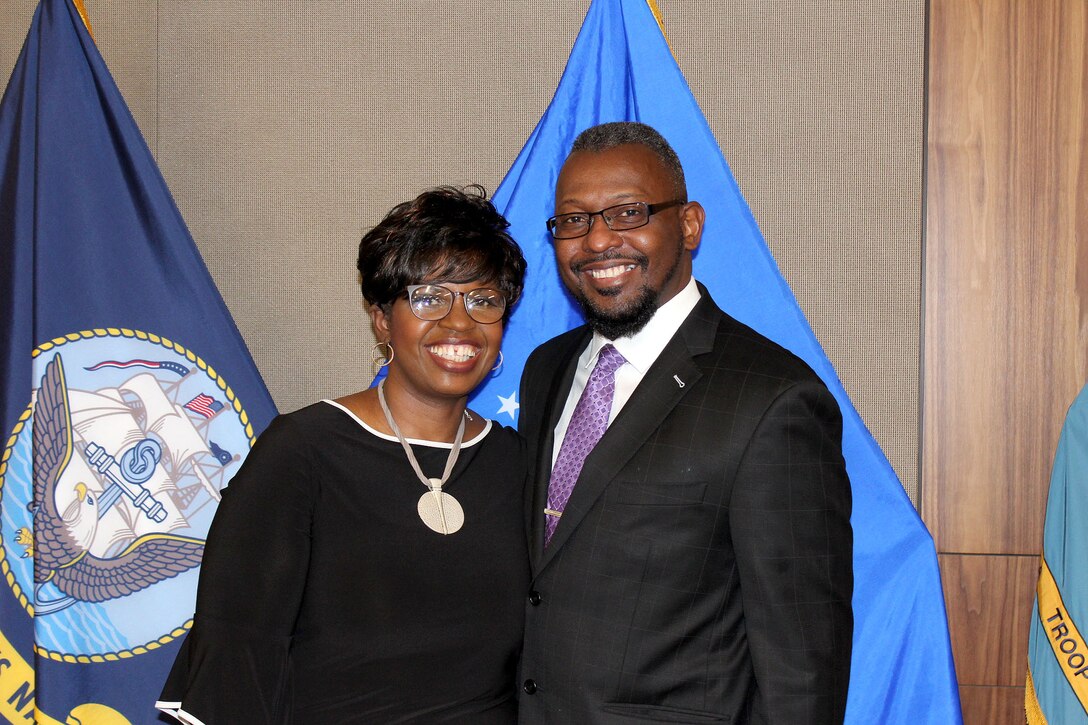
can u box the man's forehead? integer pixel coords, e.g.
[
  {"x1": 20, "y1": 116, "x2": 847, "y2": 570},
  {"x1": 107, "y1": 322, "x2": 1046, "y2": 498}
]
[{"x1": 556, "y1": 145, "x2": 671, "y2": 200}]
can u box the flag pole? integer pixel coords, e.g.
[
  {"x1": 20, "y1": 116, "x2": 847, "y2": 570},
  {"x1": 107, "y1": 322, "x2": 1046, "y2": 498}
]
[
  {"x1": 645, "y1": 0, "x2": 673, "y2": 53},
  {"x1": 71, "y1": 0, "x2": 94, "y2": 39}
]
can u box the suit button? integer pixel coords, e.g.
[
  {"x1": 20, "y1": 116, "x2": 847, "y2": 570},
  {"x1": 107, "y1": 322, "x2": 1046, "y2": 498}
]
[
  {"x1": 528, "y1": 590, "x2": 542, "y2": 605},
  {"x1": 523, "y1": 679, "x2": 537, "y2": 694}
]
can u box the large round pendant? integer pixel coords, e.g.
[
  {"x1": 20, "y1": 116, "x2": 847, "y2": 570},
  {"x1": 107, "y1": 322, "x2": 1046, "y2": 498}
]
[{"x1": 417, "y1": 489, "x2": 464, "y2": 535}]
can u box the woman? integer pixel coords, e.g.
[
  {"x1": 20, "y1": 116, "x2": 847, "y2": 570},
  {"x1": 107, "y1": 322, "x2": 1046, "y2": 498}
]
[{"x1": 158, "y1": 186, "x2": 529, "y2": 723}]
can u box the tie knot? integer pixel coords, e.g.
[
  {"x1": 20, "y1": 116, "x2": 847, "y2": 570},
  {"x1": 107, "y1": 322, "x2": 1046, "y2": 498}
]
[{"x1": 595, "y1": 344, "x2": 626, "y2": 376}]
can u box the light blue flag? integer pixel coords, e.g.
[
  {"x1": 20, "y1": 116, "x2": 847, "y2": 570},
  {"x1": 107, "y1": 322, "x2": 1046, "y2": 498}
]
[
  {"x1": 472, "y1": 1, "x2": 962, "y2": 721},
  {"x1": 1026, "y1": 382, "x2": 1088, "y2": 724}
]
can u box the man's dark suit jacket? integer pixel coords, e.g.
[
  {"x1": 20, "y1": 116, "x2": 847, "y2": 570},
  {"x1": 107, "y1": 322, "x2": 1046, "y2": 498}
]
[{"x1": 517, "y1": 287, "x2": 853, "y2": 725}]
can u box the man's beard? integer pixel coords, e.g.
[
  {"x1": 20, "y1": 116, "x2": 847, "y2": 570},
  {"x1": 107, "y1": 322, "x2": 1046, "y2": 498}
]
[
  {"x1": 580, "y1": 284, "x2": 658, "y2": 339},
  {"x1": 570, "y1": 242, "x2": 684, "y2": 340}
]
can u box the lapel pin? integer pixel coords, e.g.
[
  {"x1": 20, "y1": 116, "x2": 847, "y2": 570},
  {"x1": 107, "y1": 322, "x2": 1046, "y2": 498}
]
[{"x1": 673, "y1": 375, "x2": 685, "y2": 388}]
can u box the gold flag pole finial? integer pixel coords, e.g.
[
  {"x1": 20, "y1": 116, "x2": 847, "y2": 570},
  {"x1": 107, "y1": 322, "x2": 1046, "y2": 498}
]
[
  {"x1": 71, "y1": 0, "x2": 95, "y2": 40},
  {"x1": 645, "y1": 0, "x2": 674, "y2": 57}
]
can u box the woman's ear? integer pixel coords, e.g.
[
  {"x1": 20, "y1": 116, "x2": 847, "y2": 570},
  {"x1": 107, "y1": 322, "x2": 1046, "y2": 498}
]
[{"x1": 370, "y1": 303, "x2": 391, "y2": 340}]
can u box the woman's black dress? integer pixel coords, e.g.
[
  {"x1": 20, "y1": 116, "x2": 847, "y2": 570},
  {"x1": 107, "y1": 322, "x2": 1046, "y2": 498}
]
[{"x1": 158, "y1": 401, "x2": 530, "y2": 724}]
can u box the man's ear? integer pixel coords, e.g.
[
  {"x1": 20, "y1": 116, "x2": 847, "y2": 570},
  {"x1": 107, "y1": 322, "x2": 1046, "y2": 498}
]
[{"x1": 680, "y1": 201, "x2": 705, "y2": 253}]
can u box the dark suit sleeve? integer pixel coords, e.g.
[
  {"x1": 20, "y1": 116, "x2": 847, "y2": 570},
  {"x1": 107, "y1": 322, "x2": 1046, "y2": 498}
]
[{"x1": 729, "y1": 379, "x2": 853, "y2": 723}]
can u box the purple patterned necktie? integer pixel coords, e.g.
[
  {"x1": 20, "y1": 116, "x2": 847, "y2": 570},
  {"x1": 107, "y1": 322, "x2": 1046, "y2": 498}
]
[{"x1": 545, "y1": 344, "x2": 627, "y2": 546}]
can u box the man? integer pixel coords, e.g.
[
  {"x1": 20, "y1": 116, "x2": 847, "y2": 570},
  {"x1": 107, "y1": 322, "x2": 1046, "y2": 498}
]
[{"x1": 517, "y1": 122, "x2": 853, "y2": 724}]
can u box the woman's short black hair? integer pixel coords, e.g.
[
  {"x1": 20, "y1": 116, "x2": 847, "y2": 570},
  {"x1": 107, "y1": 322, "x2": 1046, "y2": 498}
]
[{"x1": 357, "y1": 185, "x2": 526, "y2": 319}]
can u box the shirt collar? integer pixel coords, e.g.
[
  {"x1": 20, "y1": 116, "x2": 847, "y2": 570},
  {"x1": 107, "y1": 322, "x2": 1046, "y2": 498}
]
[{"x1": 585, "y1": 277, "x2": 702, "y2": 373}]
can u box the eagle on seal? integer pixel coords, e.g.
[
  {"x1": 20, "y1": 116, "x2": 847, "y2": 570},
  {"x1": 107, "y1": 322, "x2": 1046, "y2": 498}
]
[{"x1": 31, "y1": 353, "x2": 205, "y2": 604}]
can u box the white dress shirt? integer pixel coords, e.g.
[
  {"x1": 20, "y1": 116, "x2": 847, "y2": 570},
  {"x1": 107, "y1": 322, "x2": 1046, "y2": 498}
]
[{"x1": 551, "y1": 277, "x2": 702, "y2": 466}]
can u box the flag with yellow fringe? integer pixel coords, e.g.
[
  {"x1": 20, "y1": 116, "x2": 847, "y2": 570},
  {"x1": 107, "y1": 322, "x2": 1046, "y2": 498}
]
[{"x1": 1027, "y1": 383, "x2": 1088, "y2": 724}]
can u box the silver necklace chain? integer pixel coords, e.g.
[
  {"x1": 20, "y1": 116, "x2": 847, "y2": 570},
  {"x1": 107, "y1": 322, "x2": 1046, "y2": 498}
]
[{"x1": 377, "y1": 379, "x2": 465, "y2": 493}]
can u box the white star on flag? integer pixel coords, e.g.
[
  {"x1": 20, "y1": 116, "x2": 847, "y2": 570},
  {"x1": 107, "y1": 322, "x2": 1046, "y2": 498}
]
[{"x1": 496, "y1": 391, "x2": 519, "y2": 420}]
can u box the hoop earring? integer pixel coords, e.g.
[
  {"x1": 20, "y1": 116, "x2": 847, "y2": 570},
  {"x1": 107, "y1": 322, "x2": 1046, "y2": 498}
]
[
  {"x1": 491, "y1": 350, "x2": 504, "y2": 374},
  {"x1": 372, "y1": 341, "x2": 394, "y2": 368}
]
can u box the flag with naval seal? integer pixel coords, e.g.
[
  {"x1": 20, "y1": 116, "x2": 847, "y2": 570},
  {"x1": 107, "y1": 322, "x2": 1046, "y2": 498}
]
[
  {"x1": 473, "y1": 0, "x2": 963, "y2": 721},
  {"x1": 0, "y1": 0, "x2": 277, "y2": 721}
]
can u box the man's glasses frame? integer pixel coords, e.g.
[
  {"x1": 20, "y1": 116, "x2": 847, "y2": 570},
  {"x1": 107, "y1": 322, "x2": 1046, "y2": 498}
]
[{"x1": 546, "y1": 200, "x2": 684, "y2": 240}]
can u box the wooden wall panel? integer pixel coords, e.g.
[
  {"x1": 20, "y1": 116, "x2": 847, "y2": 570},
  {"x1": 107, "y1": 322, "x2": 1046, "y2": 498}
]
[
  {"x1": 958, "y1": 686, "x2": 1029, "y2": 725},
  {"x1": 923, "y1": 0, "x2": 1088, "y2": 553},
  {"x1": 924, "y1": 0, "x2": 1087, "y2": 722},
  {"x1": 940, "y1": 554, "x2": 1037, "y2": 686}
]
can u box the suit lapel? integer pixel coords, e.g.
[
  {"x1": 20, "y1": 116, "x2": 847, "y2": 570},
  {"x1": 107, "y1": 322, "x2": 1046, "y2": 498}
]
[
  {"x1": 529, "y1": 329, "x2": 589, "y2": 572},
  {"x1": 536, "y1": 292, "x2": 722, "y2": 572}
]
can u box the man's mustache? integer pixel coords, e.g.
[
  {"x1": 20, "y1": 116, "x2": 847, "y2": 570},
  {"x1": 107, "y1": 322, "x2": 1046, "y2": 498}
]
[{"x1": 570, "y1": 250, "x2": 649, "y2": 275}]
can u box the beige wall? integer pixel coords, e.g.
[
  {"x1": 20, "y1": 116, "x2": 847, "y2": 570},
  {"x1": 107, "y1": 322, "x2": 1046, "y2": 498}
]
[{"x1": 1, "y1": 1, "x2": 924, "y2": 500}]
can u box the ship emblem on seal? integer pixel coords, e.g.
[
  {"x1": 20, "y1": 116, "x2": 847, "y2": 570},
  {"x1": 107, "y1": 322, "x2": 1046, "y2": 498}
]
[{"x1": 0, "y1": 329, "x2": 256, "y2": 661}]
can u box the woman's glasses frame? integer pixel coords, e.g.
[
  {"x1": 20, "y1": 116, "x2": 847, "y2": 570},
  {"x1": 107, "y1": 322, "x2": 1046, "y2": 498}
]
[{"x1": 403, "y1": 284, "x2": 507, "y2": 324}]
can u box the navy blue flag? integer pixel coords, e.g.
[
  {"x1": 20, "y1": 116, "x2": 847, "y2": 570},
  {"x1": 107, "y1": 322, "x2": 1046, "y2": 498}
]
[
  {"x1": 0, "y1": 1, "x2": 277, "y2": 722},
  {"x1": 472, "y1": 0, "x2": 963, "y2": 721}
]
